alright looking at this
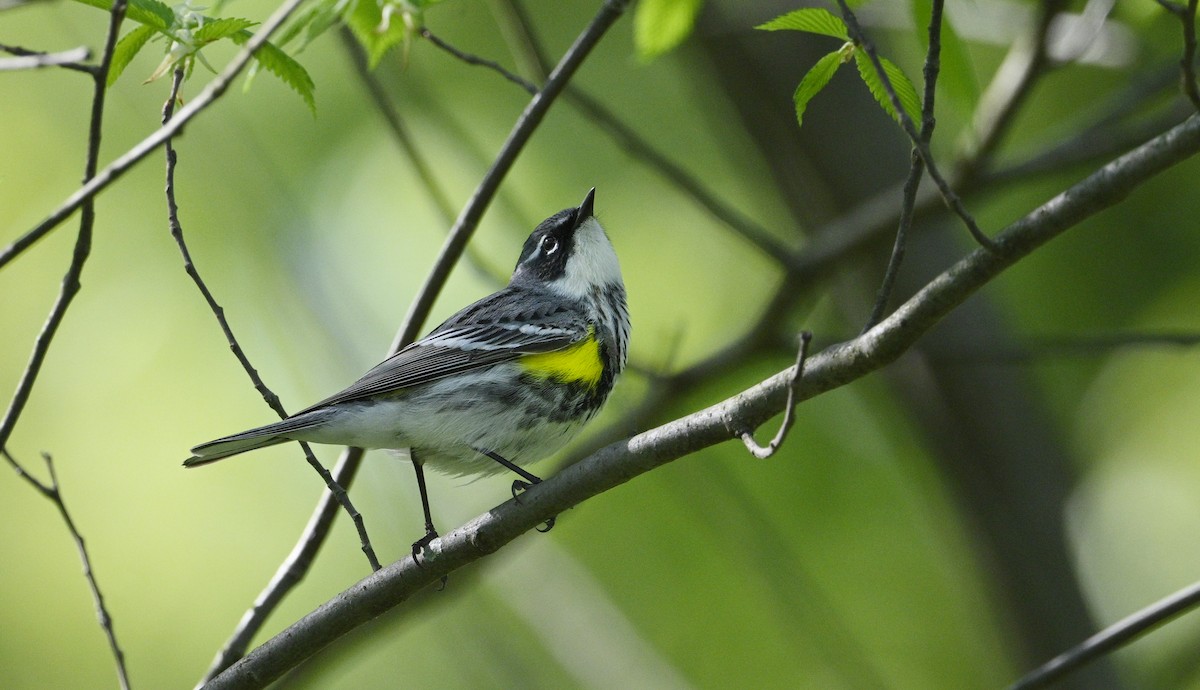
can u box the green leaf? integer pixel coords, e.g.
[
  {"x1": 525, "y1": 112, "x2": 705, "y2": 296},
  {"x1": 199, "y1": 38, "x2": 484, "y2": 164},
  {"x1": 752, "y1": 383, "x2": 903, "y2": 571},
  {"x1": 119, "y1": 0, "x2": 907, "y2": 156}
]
[
  {"x1": 69, "y1": 0, "x2": 172, "y2": 29},
  {"x1": 344, "y1": 0, "x2": 410, "y2": 68},
  {"x1": 194, "y1": 17, "x2": 258, "y2": 45},
  {"x1": 792, "y1": 50, "x2": 843, "y2": 128},
  {"x1": 229, "y1": 30, "x2": 316, "y2": 113},
  {"x1": 107, "y1": 24, "x2": 157, "y2": 86},
  {"x1": 854, "y1": 51, "x2": 921, "y2": 127},
  {"x1": 756, "y1": 8, "x2": 848, "y2": 40},
  {"x1": 634, "y1": 0, "x2": 704, "y2": 61}
]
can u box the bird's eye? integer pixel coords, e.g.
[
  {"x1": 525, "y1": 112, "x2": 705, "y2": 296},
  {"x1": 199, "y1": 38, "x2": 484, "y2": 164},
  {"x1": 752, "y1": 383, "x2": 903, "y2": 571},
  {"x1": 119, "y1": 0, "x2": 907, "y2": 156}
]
[{"x1": 540, "y1": 236, "x2": 559, "y2": 255}]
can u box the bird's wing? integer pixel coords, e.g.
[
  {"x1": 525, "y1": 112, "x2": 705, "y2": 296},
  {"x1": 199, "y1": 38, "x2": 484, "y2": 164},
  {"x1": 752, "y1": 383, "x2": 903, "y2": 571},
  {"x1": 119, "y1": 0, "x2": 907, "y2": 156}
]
[{"x1": 295, "y1": 288, "x2": 588, "y2": 412}]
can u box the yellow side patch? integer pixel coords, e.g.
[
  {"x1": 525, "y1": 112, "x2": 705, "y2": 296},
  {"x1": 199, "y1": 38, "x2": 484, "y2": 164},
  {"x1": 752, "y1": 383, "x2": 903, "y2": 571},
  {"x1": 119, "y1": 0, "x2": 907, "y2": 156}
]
[{"x1": 520, "y1": 328, "x2": 603, "y2": 388}]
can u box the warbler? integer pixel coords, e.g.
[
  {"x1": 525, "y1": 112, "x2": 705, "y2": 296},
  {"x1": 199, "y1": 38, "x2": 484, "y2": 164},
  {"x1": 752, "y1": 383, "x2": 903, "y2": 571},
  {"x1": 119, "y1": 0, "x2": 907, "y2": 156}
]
[{"x1": 186, "y1": 188, "x2": 629, "y2": 552}]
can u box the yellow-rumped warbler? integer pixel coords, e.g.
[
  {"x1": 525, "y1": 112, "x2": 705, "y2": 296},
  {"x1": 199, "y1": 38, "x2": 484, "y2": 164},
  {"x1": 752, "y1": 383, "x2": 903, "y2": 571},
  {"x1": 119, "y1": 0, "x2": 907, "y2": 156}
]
[{"x1": 186, "y1": 188, "x2": 629, "y2": 551}]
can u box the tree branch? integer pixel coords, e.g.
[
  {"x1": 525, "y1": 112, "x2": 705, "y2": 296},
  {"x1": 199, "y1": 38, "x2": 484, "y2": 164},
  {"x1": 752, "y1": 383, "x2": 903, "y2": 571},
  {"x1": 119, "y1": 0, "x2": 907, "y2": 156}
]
[
  {"x1": 0, "y1": 0, "x2": 309, "y2": 272},
  {"x1": 834, "y1": 0, "x2": 996, "y2": 250},
  {"x1": 198, "y1": 1, "x2": 631, "y2": 682},
  {"x1": 205, "y1": 112, "x2": 1200, "y2": 690},
  {"x1": 1009, "y1": 580, "x2": 1200, "y2": 689},
  {"x1": 0, "y1": 44, "x2": 91, "y2": 72},
  {"x1": 0, "y1": 0, "x2": 126, "y2": 455},
  {"x1": 161, "y1": 67, "x2": 380, "y2": 573},
  {"x1": 489, "y1": 0, "x2": 793, "y2": 261},
  {"x1": 2, "y1": 450, "x2": 131, "y2": 689},
  {"x1": 739, "y1": 332, "x2": 811, "y2": 458},
  {"x1": 863, "y1": 0, "x2": 944, "y2": 330},
  {"x1": 419, "y1": 27, "x2": 538, "y2": 94}
]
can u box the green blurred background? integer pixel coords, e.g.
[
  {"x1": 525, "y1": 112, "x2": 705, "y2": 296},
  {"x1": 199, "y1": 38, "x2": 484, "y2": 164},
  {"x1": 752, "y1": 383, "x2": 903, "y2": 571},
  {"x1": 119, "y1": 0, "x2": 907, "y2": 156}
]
[{"x1": 4, "y1": 0, "x2": 1200, "y2": 688}]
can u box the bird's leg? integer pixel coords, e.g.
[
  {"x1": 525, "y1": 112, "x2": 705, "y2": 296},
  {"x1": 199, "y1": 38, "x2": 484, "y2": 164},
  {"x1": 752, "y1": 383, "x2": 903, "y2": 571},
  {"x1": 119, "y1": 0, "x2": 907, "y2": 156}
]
[
  {"x1": 409, "y1": 452, "x2": 441, "y2": 562},
  {"x1": 477, "y1": 448, "x2": 555, "y2": 533}
]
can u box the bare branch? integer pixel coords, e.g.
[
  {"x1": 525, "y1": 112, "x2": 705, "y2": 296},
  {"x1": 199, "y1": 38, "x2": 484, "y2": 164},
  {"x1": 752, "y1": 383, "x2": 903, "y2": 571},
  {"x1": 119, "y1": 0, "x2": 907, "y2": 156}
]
[
  {"x1": 0, "y1": 45, "x2": 91, "y2": 72},
  {"x1": 834, "y1": 0, "x2": 997, "y2": 251},
  {"x1": 0, "y1": 0, "x2": 127, "y2": 453},
  {"x1": 488, "y1": 0, "x2": 793, "y2": 262},
  {"x1": 206, "y1": 111, "x2": 1200, "y2": 690},
  {"x1": 420, "y1": 27, "x2": 538, "y2": 94},
  {"x1": 199, "y1": 2, "x2": 632, "y2": 683},
  {"x1": 739, "y1": 332, "x2": 811, "y2": 459},
  {"x1": 1009, "y1": 580, "x2": 1200, "y2": 689},
  {"x1": 337, "y1": 28, "x2": 507, "y2": 287},
  {"x1": 3, "y1": 448, "x2": 131, "y2": 690},
  {"x1": 864, "y1": 0, "x2": 945, "y2": 330},
  {"x1": 958, "y1": 1, "x2": 1060, "y2": 173},
  {"x1": 161, "y1": 67, "x2": 381, "y2": 573},
  {"x1": 0, "y1": 0, "x2": 309, "y2": 272}
]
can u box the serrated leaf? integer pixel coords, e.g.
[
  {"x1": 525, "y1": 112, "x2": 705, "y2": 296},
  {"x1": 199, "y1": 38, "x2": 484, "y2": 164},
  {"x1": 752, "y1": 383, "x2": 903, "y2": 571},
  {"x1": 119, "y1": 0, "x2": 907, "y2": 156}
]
[
  {"x1": 107, "y1": 24, "x2": 157, "y2": 86},
  {"x1": 345, "y1": 0, "x2": 409, "y2": 67},
  {"x1": 634, "y1": 0, "x2": 704, "y2": 61},
  {"x1": 194, "y1": 17, "x2": 258, "y2": 45},
  {"x1": 69, "y1": 0, "x2": 172, "y2": 29},
  {"x1": 792, "y1": 50, "x2": 843, "y2": 128},
  {"x1": 854, "y1": 51, "x2": 921, "y2": 127},
  {"x1": 229, "y1": 30, "x2": 316, "y2": 113},
  {"x1": 756, "y1": 8, "x2": 847, "y2": 40}
]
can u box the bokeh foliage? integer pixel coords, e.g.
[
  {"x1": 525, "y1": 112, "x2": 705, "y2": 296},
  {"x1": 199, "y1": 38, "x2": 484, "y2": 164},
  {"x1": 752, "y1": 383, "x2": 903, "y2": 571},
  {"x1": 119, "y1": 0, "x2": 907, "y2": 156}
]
[{"x1": 4, "y1": 1, "x2": 1200, "y2": 688}]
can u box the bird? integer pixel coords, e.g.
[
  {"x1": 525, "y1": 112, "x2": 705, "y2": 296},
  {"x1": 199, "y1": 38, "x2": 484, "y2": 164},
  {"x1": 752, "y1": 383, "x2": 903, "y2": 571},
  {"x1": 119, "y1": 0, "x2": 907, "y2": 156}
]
[{"x1": 186, "y1": 188, "x2": 629, "y2": 556}]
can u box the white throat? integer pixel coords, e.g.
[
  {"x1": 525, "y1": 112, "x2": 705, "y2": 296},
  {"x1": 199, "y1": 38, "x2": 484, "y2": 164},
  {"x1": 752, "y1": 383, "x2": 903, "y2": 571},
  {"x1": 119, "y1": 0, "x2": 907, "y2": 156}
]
[{"x1": 549, "y1": 218, "x2": 623, "y2": 299}]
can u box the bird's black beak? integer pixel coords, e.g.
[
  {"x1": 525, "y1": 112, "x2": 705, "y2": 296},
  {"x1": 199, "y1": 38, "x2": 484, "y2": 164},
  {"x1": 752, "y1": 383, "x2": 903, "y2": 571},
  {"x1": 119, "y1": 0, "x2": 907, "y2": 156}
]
[{"x1": 574, "y1": 187, "x2": 596, "y2": 227}]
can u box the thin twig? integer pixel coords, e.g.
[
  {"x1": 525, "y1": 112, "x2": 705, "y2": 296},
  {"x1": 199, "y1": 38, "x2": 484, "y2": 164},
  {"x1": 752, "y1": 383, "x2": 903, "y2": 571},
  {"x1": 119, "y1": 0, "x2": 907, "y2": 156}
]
[
  {"x1": 1009, "y1": 580, "x2": 1200, "y2": 689},
  {"x1": 863, "y1": 0, "x2": 945, "y2": 330},
  {"x1": 339, "y1": 29, "x2": 456, "y2": 223},
  {"x1": 337, "y1": 28, "x2": 507, "y2": 286},
  {"x1": 394, "y1": 0, "x2": 629, "y2": 350},
  {"x1": 489, "y1": 0, "x2": 793, "y2": 261},
  {"x1": 0, "y1": 0, "x2": 127, "y2": 454},
  {"x1": 2, "y1": 450, "x2": 131, "y2": 689},
  {"x1": 1158, "y1": 0, "x2": 1200, "y2": 108},
  {"x1": 0, "y1": 6, "x2": 129, "y2": 680},
  {"x1": 161, "y1": 68, "x2": 380, "y2": 573},
  {"x1": 0, "y1": 0, "x2": 309, "y2": 272},
  {"x1": 834, "y1": 0, "x2": 997, "y2": 251},
  {"x1": 420, "y1": 27, "x2": 539, "y2": 94},
  {"x1": 1182, "y1": 0, "x2": 1199, "y2": 109},
  {"x1": 929, "y1": 330, "x2": 1200, "y2": 364},
  {"x1": 739, "y1": 332, "x2": 811, "y2": 458},
  {"x1": 198, "y1": 2, "x2": 632, "y2": 684},
  {"x1": 0, "y1": 45, "x2": 91, "y2": 72},
  {"x1": 958, "y1": 1, "x2": 1061, "y2": 173},
  {"x1": 208, "y1": 112, "x2": 1200, "y2": 688}
]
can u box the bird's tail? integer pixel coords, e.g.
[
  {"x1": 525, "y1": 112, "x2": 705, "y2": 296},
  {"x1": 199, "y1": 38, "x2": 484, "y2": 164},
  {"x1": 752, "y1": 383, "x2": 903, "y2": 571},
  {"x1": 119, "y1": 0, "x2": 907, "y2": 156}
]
[{"x1": 184, "y1": 415, "x2": 325, "y2": 467}]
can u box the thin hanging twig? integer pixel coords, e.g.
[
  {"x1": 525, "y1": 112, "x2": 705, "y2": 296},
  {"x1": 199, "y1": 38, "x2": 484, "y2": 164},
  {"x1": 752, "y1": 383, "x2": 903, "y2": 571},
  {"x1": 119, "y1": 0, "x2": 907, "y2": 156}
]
[{"x1": 739, "y1": 332, "x2": 812, "y2": 458}]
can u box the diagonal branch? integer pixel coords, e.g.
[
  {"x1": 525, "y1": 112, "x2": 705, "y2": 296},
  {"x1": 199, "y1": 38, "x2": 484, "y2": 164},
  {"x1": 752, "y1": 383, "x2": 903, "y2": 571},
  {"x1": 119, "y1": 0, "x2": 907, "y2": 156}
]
[
  {"x1": 1009, "y1": 579, "x2": 1200, "y2": 689},
  {"x1": 0, "y1": 0, "x2": 127, "y2": 455},
  {"x1": 205, "y1": 111, "x2": 1200, "y2": 690},
  {"x1": 161, "y1": 67, "x2": 380, "y2": 572},
  {"x1": 863, "y1": 0, "x2": 945, "y2": 330},
  {"x1": 2, "y1": 450, "x2": 131, "y2": 689},
  {"x1": 420, "y1": 27, "x2": 539, "y2": 94},
  {"x1": 198, "y1": 1, "x2": 632, "y2": 683},
  {"x1": 835, "y1": 0, "x2": 997, "y2": 250},
  {"x1": 489, "y1": 0, "x2": 793, "y2": 261},
  {"x1": 0, "y1": 0, "x2": 309, "y2": 273},
  {"x1": 0, "y1": 45, "x2": 91, "y2": 72}
]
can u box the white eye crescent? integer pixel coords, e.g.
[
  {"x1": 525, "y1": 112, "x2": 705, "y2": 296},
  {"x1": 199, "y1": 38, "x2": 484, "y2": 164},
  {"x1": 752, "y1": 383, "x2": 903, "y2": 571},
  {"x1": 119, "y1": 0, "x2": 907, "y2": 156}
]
[{"x1": 540, "y1": 236, "x2": 559, "y2": 255}]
